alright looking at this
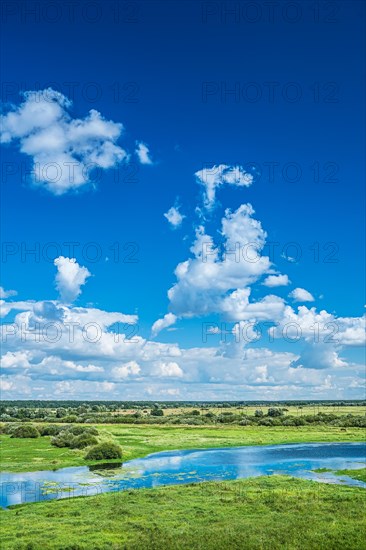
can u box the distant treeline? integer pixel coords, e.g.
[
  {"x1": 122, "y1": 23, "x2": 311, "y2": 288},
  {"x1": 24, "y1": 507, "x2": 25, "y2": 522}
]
[
  {"x1": 1, "y1": 405, "x2": 365, "y2": 428},
  {"x1": 1, "y1": 400, "x2": 365, "y2": 409}
]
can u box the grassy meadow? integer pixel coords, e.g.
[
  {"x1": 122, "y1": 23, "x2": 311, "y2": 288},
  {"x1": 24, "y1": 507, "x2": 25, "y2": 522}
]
[{"x1": 1, "y1": 476, "x2": 365, "y2": 550}]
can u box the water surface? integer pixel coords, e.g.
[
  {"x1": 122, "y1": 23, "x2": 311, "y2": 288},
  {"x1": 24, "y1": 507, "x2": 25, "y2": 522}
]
[{"x1": 1, "y1": 442, "x2": 365, "y2": 508}]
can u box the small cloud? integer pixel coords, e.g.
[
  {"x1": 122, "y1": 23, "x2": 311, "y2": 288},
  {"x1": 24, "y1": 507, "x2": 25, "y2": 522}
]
[
  {"x1": 54, "y1": 256, "x2": 91, "y2": 303},
  {"x1": 281, "y1": 253, "x2": 297, "y2": 263},
  {"x1": 195, "y1": 164, "x2": 253, "y2": 209},
  {"x1": 0, "y1": 287, "x2": 17, "y2": 299},
  {"x1": 135, "y1": 141, "x2": 153, "y2": 165},
  {"x1": 262, "y1": 274, "x2": 290, "y2": 288},
  {"x1": 112, "y1": 361, "x2": 141, "y2": 380},
  {"x1": 151, "y1": 313, "x2": 177, "y2": 337},
  {"x1": 164, "y1": 204, "x2": 185, "y2": 228},
  {"x1": 289, "y1": 287, "x2": 315, "y2": 302}
]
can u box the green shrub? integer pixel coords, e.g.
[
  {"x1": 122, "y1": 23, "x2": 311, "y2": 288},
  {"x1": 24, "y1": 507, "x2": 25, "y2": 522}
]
[
  {"x1": 4, "y1": 424, "x2": 19, "y2": 435},
  {"x1": 63, "y1": 415, "x2": 78, "y2": 423},
  {"x1": 66, "y1": 425, "x2": 98, "y2": 436},
  {"x1": 239, "y1": 418, "x2": 252, "y2": 426},
  {"x1": 150, "y1": 408, "x2": 164, "y2": 417},
  {"x1": 69, "y1": 434, "x2": 98, "y2": 449},
  {"x1": 85, "y1": 442, "x2": 122, "y2": 460},
  {"x1": 267, "y1": 408, "x2": 284, "y2": 417},
  {"x1": 11, "y1": 425, "x2": 40, "y2": 438},
  {"x1": 38, "y1": 424, "x2": 63, "y2": 436},
  {"x1": 50, "y1": 426, "x2": 99, "y2": 448},
  {"x1": 51, "y1": 431, "x2": 76, "y2": 448}
]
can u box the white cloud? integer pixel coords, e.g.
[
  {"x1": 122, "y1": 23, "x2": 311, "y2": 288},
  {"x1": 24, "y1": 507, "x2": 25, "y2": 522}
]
[
  {"x1": 155, "y1": 361, "x2": 183, "y2": 377},
  {"x1": 1, "y1": 350, "x2": 32, "y2": 370},
  {"x1": 0, "y1": 88, "x2": 129, "y2": 194},
  {"x1": 112, "y1": 361, "x2": 141, "y2": 380},
  {"x1": 0, "y1": 378, "x2": 14, "y2": 391},
  {"x1": 270, "y1": 305, "x2": 366, "y2": 348},
  {"x1": 0, "y1": 287, "x2": 17, "y2": 299},
  {"x1": 289, "y1": 287, "x2": 315, "y2": 302},
  {"x1": 164, "y1": 205, "x2": 185, "y2": 228},
  {"x1": 54, "y1": 256, "x2": 91, "y2": 303},
  {"x1": 291, "y1": 341, "x2": 347, "y2": 370},
  {"x1": 167, "y1": 204, "x2": 271, "y2": 318},
  {"x1": 263, "y1": 274, "x2": 290, "y2": 287},
  {"x1": 151, "y1": 313, "x2": 177, "y2": 337},
  {"x1": 1, "y1": 161, "x2": 364, "y2": 400},
  {"x1": 135, "y1": 141, "x2": 153, "y2": 165},
  {"x1": 195, "y1": 164, "x2": 253, "y2": 209},
  {"x1": 220, "y1": 289, "x2": 286, "y2": 322}
]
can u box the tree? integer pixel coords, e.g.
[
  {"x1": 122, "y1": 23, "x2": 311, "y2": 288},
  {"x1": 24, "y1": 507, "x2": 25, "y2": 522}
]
[
  {"x1": 267, "y1": 408, "x2": 284, "y2": 417},
  {"x1": 85, "y1": 442, "x2": 122, "y2": 460},
  {"x1": 150, "y1": 408, "x2": 164, "y2": 417}
]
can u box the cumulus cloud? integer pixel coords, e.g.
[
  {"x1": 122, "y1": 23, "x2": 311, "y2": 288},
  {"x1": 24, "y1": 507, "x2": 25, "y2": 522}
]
[
  {"x1": 151, "y1": 313, "x2": 177, "y2": 338},
  {"x1": 1, "y1": 161, "x2": 364, "y2": 400},
  {"x1": 0, "y1": 88, "x2": 129, "y2": 194},
  {"x1": 290, "y1": 342, "x2": 347, "y2": 370},
  {"x1": 112, "y1": 361, "x2": 141, "y2": 380},
  {"x1": 167, "y1": 204, "x2": 272, "y2": 318},
  {"x1": 54, "y1": 256, "x2": 91, "y2": 303},
  {"x1": 289, "y1": 287, "x2": 315, "y2": 302},
  {"x1": 155, "y1": 361, "x2": 183, "y2": 378},
  {"x1": 263, "y1": 274, "x2": 290, "y2": 287},
  {"x1": 1, "y1": 350, "x2": 32, "y2": 370},
  {"x1": 270, "y1": 305, "x2": 366, "y2": 348},
  {"x1": 0, "y1": 287, "x2": 17, "y2": 299},
  {"x1": 164, "y1": 205, "x2": 185, "y2": 228},
  {"x1": 135, "y1": 141, "x2": 153, "y2": 164},
  {"x1": 195, "y1": 164, "x2": 253, "y2": 209}
]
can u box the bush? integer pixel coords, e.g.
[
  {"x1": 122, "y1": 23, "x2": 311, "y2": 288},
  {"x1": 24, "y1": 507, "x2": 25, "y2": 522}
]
[
  {"x1": 267, "y1": 408, "x2": 284, "y2": 417},
  {"x1": 51, "y1": 431, "x2": 76, "y2": 448},
  {"x1": 69, "y1": 434, "x2": 98, "y2": 449},
  {"x1": 38, "y1": 424, "x2": 63, "y2": 436},
  {"x1": 85, "y1": 442, "x2": 122, "y2": 460},
  {"x1": 150, "y1": 408, "x2": 164, "y2": 417},
  {"x1": 3, "y1": 424, "x2": 19, "y2": 435},
  {"x1": 11, "y1": 425, "x2": 40, "y2": 438},
  {"x1": 50, "y1": 426, "x2": 99, "y2": 448},
  {"x1": 239, "y1": 418, "x2": 252, "y2": 426},
  {"x1": 66, "y1": 425, "x2": 98, "y2": 436},
  {"x1": 63, "y1": 415, "x2": 78, "y2": 423}
]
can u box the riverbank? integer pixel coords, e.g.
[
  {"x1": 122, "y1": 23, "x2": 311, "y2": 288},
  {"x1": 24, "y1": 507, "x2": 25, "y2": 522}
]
[{"x1": 1, "y1": 424, "x2": 364, "y2": 472}]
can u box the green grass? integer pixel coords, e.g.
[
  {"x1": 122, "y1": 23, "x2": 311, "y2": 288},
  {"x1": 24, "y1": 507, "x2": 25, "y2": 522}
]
[
  {"x1": 313, "y1": 467, "x2": 366, "y2": 483},
  {"x1": 1, "y1": 476, "x2": 365, "y2": 549},
  {"x1": 335, "y1": 468, "x2": 366, "y2": 482},
  {"x1": 313, "y1": 468, "x2": 366, "y2": 483},
  {"x1": 161, "y1": 404, "x2": 366, "y2": 416},
  {"x1": 1, "y1": 424, "x2": 364, "y2": 472}
]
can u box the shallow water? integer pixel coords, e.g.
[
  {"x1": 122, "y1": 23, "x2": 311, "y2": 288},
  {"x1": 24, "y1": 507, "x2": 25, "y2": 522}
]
[{"x1": 1, "y1": 442, "x2": 365, "y2": 508}]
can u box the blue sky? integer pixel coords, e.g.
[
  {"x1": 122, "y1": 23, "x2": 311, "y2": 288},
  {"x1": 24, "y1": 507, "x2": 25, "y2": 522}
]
[{"x1": 0, "y1": 0, "x2": 365, "y2": 400}]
